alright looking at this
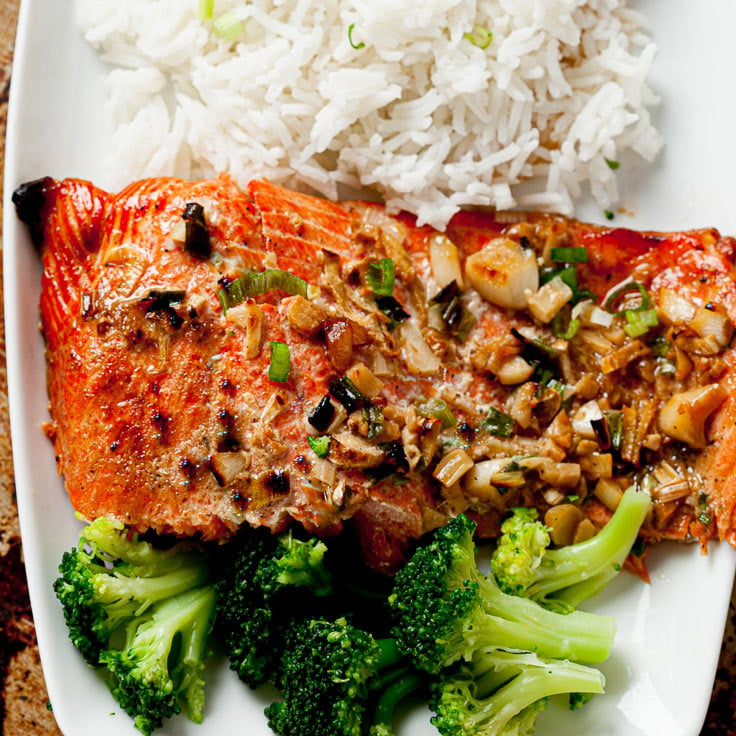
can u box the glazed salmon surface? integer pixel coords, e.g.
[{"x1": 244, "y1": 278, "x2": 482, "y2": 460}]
[{"x1": 15, "y1": 174, "x2": 736, "y2": 571}]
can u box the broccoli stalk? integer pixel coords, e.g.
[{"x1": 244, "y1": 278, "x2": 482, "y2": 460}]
[
  {"x1": 213, "y1": 526, "x2": 335, "y2": 688},
  {"x1": 265, "y1": 617, "x2": 422, "y2": 736},
  {"x1": 491, "y1": 486, "x2": 651, "y2": 609},
  {"x1": 53, "y1": 517, "x2": 216, "y2": 735},
  {"x1": 430, "y1": 649, "x2": 605, "y2": 736},
  {"x1": 388, "y1": 514, "x2": 616, "y2": 675},
  {"x1": 102, "y1": 585, "x2": 216, "y2": 735}
]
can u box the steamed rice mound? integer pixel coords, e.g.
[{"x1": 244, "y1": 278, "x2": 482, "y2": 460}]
[{"x1": 75, "y1": 0, "x2": 663, "y2": 230}]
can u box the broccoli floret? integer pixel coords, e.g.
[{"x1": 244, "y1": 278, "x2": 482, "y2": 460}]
[
  {"x1": 102, "y1": 585, "x2": 216, "y2": 735},
  {"x1": 388, "y1": 514, "x2": 616, "y2": 674},
  {"x1": 265, "y1": 617, "x2": 422, "y2": 736},
  {"x1": 53, "y1": 517, "x2": 216, "y2": 734},
  {"x1": 488, "y1": 507, "x2": 550, "y2": 597},
  {"x1": 491, "y1": 487, "x2": 652, "y2": 609},
  {"x1": 53, "y1": 517, "x2": 211, "y2": 666},
  {"x1": 213, "y1": 526, "x2": 334, "y2": 688},
  {"x1": 430, "y1": 649, "x2": 605, "y2": 736}
]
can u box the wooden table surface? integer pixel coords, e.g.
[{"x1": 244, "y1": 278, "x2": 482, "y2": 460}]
[{"x1": 0, "y1": 2, "x2": 734, "y2": 735}]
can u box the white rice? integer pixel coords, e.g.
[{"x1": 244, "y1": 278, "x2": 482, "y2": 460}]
[{"x1": 74, "y1": 0, "x2": 663, "y2": 230}]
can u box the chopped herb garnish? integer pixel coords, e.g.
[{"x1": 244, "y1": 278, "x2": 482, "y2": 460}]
[
  {"x1": 213, "y1": 10, "x2": 244, "y2": 41},
  {"x1": 366, "y1": 258, "x2": 395, "y2": 296},
  {"x1": 464, "y1": 25, "x2": 493, "y2": 49},
  {"x1": 604, "y1": 210, "x2": 615, "y2": 220},
  {"x1": 307, "y1": 435, "x2": 330, "y2": 458},
  {"x1": 624, "y1": 307, "x2": 659, "y2": 337},
  {"x1": 429, "y1": 280, "x2": 476, "y2": 342},
  {"x1": 329, "y1": 376, "x2": 365, "y2": 413},
  {"x1": 181, "y1": 202, "x2": 211, "y2": 259},
  {"x1": 218, "y1": 268, "x2": 308, "y2": 312},
  {"x1": 550, "y1": 246, "x2": 588, "y2": 263},
  {"x1": 652, "y1": 336, "x2": 671, "y2": 358},
  {"x1": 604, "y1": 281, "x2": 651, "y2": 316},
  {"x1": 348, "y1": 22, "x2": 365, "y2": 49},
  {"x1": 551, "y1": 305, "x2": 580, "y2": 340},
  {"x1": 541, "y1": 263, "x2": 578, "y2": 293},
  {"x1": 308, "y1": 395, "x2": 336, "y2": 432},
  {"x1": 605, "y1": 159, "x2": 620, "y2": 170},
  {"x1": 483, "y1": 406, "x2": 514, "y2": 438},
  {"x1": 375, "y1": 295, "x2": 409, "y2": 328},
  {"x1": 602, "y1": 410, "x2": 624, "y2": 450},
  {"x1": 268, "y1": 341, "x2": 291, "y2": 382},
  {"x1": 198, "y1": 0, "x2": 214, "y2": 20},
  {"x1": 414, "y1": 397, "x2": 457, "y2": 429},
  {"x1": 362, "y1": 403, "x2": 385, "y2": 440}
]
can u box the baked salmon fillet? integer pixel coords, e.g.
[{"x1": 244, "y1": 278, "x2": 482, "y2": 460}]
[{"x1": 13, "y1": 174, "x2": 736, "y2": 571}]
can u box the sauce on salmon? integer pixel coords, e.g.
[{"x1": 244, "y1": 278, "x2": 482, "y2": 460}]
[{"x1": 13, "y1": 174, "x2": 736, "y2": 572}]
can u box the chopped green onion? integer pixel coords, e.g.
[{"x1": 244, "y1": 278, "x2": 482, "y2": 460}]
[
  {"x1": 181, "y1": 202, "x2": 211, "y2": 260},
  {"x1": 218, "y1": 268, "x2": 308, "y2": 312},
  {"x1": 213, "y1": 10, "x2": 244, "y2": 41},
  {"x1": 198, "y1": 0, "x2": 215, "y2": 20},
  {"x1": 483, "y1": 406, "x2": 514, "y2": 438},
  {"x1": 624, "y1": 307, "x2": 659, "y2": 337},
  {"x1": 605, "y1": 159, "x2": 620, "y2": 170},
  {"x1": 550, "y1": 246, "x2": 588, "y2": 263},
  {"x1": 362, "y1": 403, "x2": 385, "y2": 440},
  {"x1": 602, "y1": 410, "x2": 623, "y2": 450},
  {"x1": 604, "y1": 281, "x2": 651, "y2": 315},
  {"x1": 541, "y1": 264, "x2": 578, "y2": 293},
  {"x1": 375, "y1": 295, "x2": 409, "y2": 329},
  {"x1": 551, "y1": 305, "x2": 580, "y2": 340},
  {"x1": 431, "y1": 280, "x2": 476, "y2": 343},
  {"x1": 464, "y1": 25, "x2": 493, "y2": 49},
  {"x1": 347, "y1": 22, "x2": 365, "y2": 49},
  {"x1": 652, "y1": 336, "x2": 671, "y2": 358},
  {"x1": 366, "y1": 258, "x2": 395, "y2": 296},
  {"x1": 329, "y1": 376, "x2": 365, "y2": 413},
  {"x1": 414, "y1": 397, "x2": 457, "y2": 429},
  {"x1": 308, "y1": 435, "x2": 330, "y2": 458},
  {"x1": 268, "y1": 341, "x2": 291, "y2": 382},
  {"x1": 308, "y1": 395, "x2": 335, "y2": 432},
  {"x1": 697, "y1": 492, "x2": 712, "y2": 525},
  {"x1": 604, "y1": 210, "x2": 615, "y2": 220}
]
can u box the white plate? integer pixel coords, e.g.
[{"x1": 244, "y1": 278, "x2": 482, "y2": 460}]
[{"x1": 3, "y1": 1, "x2": 735, "y2": 735}]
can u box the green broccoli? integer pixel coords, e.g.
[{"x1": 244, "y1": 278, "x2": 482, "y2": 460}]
[
  {"x1": 265, "y1": 616, "x2": 423, "y2": 736},
  {"x1": 53, "y1": 517, "x2": 211, "y2": 665},
  {"x1": 102, "y1": 585, "x2": 216, "y2": 735},
  {"x1": 491, "y1": 486, "x2": 651, "y2": 609},
  {"x1": 52, "y1": 517, "x2": 216, "y2": 734},
  {"x1": 430, "y1": 649, "x2": 605, "y2": 736},
  {"x1": 388, "y1": 514, "x2": 616, "y2": 675},
  {"x1": 213, "y1": 525, "x2": 335, "y2": 688}
]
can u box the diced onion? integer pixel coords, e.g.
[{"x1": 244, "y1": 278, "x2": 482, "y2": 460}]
[
  {"x1": 397, "y1": 321, "x2": 441, "y2": 376},
  {"x1": 657, "y1": 288, "x2": 696, "y2": 325},
  {"x1": 658, "y1": 384, "x2": 727, "y2": 448},
  {"x1": 527, "y1": 276, "x2": 573, "y2": 324},
  {"x1": 429, "y1": 233, "x2": 464, "y2": 289},
  {"x1": 572, "y1": 400, "x2": 604, "y2": 438},
  {"x1": 225, "y1": 299, "x2": 264, "y2": 359},
  {"x1": 433, "y1": 448, "x2": 474, "y2": 487}
]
